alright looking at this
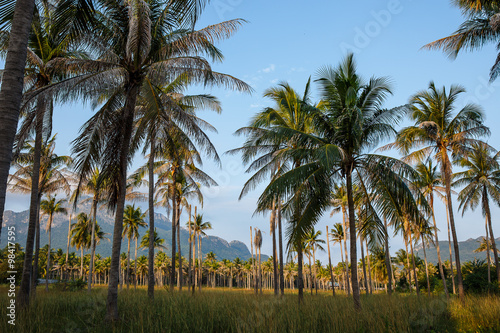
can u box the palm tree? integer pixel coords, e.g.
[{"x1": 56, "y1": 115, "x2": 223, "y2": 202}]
[
  {"x1": 454, "y1": 142, "x2": 500, "y2": 283},
  {"x1": 412, "y1": 159, "x2": 449, "y2": 297},
  {"x1": 304, "y1": 229, "x2": 325, "y2": 295},
  {"x1": 392, "y1": 82, "x2": 489, "y2": 300},
  {"x1": 424, "y1": 0, "x2": 500, "y2": 81},
  {"x1": 229, "y1": 79, "x2": 318, "y2": 302},
  {"x1": 330, "y1": 223, "x2": 347, "y2": 292},
  {"x1": 66, "y1": 1, "x2": 249, "y2": 320},
  {"x1": 189, "y1": 213, "x2": 212, "y2": 291},
  {"x1": 139, "y1": 228, "x2": 166, "y2": 250},
  {"x1": 331, "y1": 184, "x2": 351, "y2": 294},
  {"x1": 9, "y1": 135, "x2": 72, "y2": 297},
  {"x1": 122, "y1": 204, "x2": 147, "y2": 289},
  {"x1": 254, "y1": 228, "x2": 263, "y2": 294},
  {"x1": 71, "y1": 212, "x2": 91, "y2": 278},
  {"x1": 39, "y1": 195, "x2": 67, "y2": 291},
  {"x1": 326, "y1": 225, "x2": 336, "y2": 296}
]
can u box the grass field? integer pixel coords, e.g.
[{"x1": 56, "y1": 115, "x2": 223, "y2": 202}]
[{"x1": 1, "y1": 286, "x2": 499, "y2": 332}]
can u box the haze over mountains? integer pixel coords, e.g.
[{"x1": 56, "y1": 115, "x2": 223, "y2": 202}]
[{"x1": 1, "y1": 202, "x2": 253, "y2": 261}]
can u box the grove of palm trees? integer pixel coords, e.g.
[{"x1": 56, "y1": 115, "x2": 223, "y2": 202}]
[{"x1": 1, "y1": 0, "x2": 500, "y2": 332}]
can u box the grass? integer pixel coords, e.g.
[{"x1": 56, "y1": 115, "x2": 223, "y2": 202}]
[{"x1": 1, "y1": 286, "x2": 499, "y2": 332}]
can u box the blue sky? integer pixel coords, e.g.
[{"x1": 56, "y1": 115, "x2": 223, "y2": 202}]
[{"x1": 5, "y1": 0, "x2": 500, "y2": 263}]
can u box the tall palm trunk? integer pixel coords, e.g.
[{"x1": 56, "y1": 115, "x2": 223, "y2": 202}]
[
  {"x1": 421, "y1": 233, "x2": 431, "y2": 296},
  {"x1": 360, "y1": 237, "x2": 368, "y2": 294},
  {"x1": 176, "y1": 202, "x2": 182, "y2": 290},
  {"x1": 187, "y1": 205, "x2": 192, "y2": 293},
  {"x1": 313, "y1": 248, "x2": 318, "y2": 295},
  {"x1": 148, "y1": 137, "x2": 155, "y2": 299},
  {"x1": 346, "y1": 171, "x2": 361, "y2": 310},
  {"x1": 170, "y1": 170, "x2": 178, "y2": 292},
  {"x1": 19, "y1": 102, "x2": 44, "y2": 307},
  {"x1": 366, "y1": 240, "x2": 372, "y2": 294},
  {"x1": 134, "y1": 238, "x2": 138, "y2": 289},
  {"x1": 383, "y1": 218, "x2": 393, "y2": 294},
  {"x1": 0, "y1": 0, "x2": 36, "y2": 247},
  {"x1": 429, "y1": 194, "x2": 449, "y2": 298},
  {"x1": 126, "y1": 237, "x2": 131, "y2": 289},
  {"x1": 339, "y1": 238, "x2": 345, "y2": 292},
  {"x1": 342, "y1": 208, "x2": 351, "y2": 295},
  {"x1": 278, "y1": 201, "x2": 284, "y2": 295},
  {"x1": 198, "y1": 234, "x2": 202, "y2": 291},
  {"x1": 270, "y1": 200, "x2": 278, "y2": 295},
  {"x1": 326, "y1": 226, "x2": 335, "y2": 296},
  {"x1": 32, "y1": 207, "x2": 41, "y2": 297},
  {"x1": 409, "y1": 231, "x2": 420, "y2": 295},
  {"x1": 106, "y1": 80, "x2": 141, "y2": 321},
  {"x1": 297, "y1": 244, "x2": 303, "y2": 302},
  {"x1": 483, "y1": 187, "x2": 500, "y2": 282},
  {"x1": 65, "y1": 211, "x2": 72, "y2": 280},
  {"x1": 446, "y1": 202, "x2": 456, "y2": 295},
  {"x1": 88, "y1": 197, "x2": 98, "y2": 293},
  {"x1": 258, "y1": 245, "x2": 262, "y2": 294},
  {"x1": 80, "y1": 247, "x2": 84, "y2": 278},
  {"x1": 307, "y1": 255, "x2": 313, "y2": 295},
  {"x1": 403, "y1": 231, "x2": 412, "y2": 288},
  {"x1": 442, "y1": 156, "x2": 464, "y2": 300},
  {"x1": 45, "y1": 214, "x2": 54, "y2": 291},
  {"x1": 251, "y1": 227, "x2": 256, "y2": 294},
  {"x1": 485, "y1": 217, "x2": 491, "y2": 283}
]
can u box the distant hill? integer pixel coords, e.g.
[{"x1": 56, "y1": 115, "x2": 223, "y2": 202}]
[
  {"x1": 414, "y1": 237, "x2": 500, "y2": 264},
  {"x1": 1, "y1": 203, "x2": 253, "y2": 261}
]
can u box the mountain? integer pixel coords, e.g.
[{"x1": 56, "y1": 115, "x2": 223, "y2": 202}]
[
  {"x1": 414, "y1": 237, "x2": 500, "y2": 264},
  {"x1": 1, "y1": 203, "x2": 253, "y2": 261}
]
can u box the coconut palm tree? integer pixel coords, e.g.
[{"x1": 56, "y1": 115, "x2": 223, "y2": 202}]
[
  {"x1": 65, "y1": 1, "x2": 249, "y2": 319},
  {"x1": 71, "y1": 212, "x2": 91, "y2": 278},
  {"x1": 188, "y1": 213, "x2": 212, "y2": 291},
  {"x1": 139, "y1": 228, "x2": 166, "y2": 250},
  {"x1": 424, "y1": 0, "x2": 500, "y2": 81},
  {"x1": 39, "y1": 195, "x2": 67, "y2": 291},
  {"x1": 330, "y1": 223, "x2": 347, "y2": 292},
  {"x1": 122, "y1": 204, "x2": 146, "y2": 289},
  {"x1": 391, "y1": 82, "x2": 489, "y2": 300},
  {"x1": 411, "y1": 159, "x2": 449, "y2": 297},
  {"x1": 454, "y1": 142, "x2": 500, "y2": 283},
  {"x1": 304, "y1": 229, "x2": 325, "y2": 295},
  {"x1": 254, "y1": 228, "x2": 263, "y2": 294}
]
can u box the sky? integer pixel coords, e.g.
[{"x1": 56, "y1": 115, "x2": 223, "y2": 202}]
[{"x1": 5, "y1": 0, "x2": 500, "y2": 264}]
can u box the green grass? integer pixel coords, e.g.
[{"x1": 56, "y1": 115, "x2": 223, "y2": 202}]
[{"x1": 1, "y1": 286, "x2": 499, "y2": 332}]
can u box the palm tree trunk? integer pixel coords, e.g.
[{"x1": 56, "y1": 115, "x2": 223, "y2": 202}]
[
  {"x1": 45, "y1": 215, "x2": 53, "y2": 292},
  {"x1": 251, "y1": 227, "x2": 256, "y2": 294},
  {"x1": 198, "y1": 234, "x2": 202, "y2": 292},
  {"x1": 126, "y1": 237, "x2": 131, "y2": 289},
  {"x1": 297, "y1": 245, "x2": 304, "y2": 303},
  {"x1": 313, "y1": 248, "x2": 318, "y2": 295},
  {"x1": 106, "y1": 80, "x2": 141, "y2": 321},
  {"x1": 187, "y1": 205, "x2": 192, "y2": 293},
  {"x1": 0, "y1": 0, "x2": 36, "y2": 248},
  {"x1": 342, "y1": 208, "x2": 351, "y2": 295},
  {"x1": 421, "y1": 233, "x2": 431, "y2": 296},
  {"x1": 442, "y1": 157, "x2": 464, "y2": 300},
  {"x1": 176, "y1": 202, "x2": 182, "y2": 290},
  {"x1": 346, "y1": 171, "x2": 361, "y2": 310},
  {"x1": 148, "y1": 137, "x2": 155, "y2": 299},
  {"x1": 80, "y1": 247, "x2": 84, "y2": 278},
  {"x1": 409, "y1": 231, "x2": 419, "y2": 295},
  {"x1": 88, "y1": 198, "x2": 98, "y2": 293},
  {"x1": 65, "y1": 211, "x2": 72, "y2": 280},
  {"x1": 258, "y1": 246, "x2": 262, "y2": 294},
  {"x1": 360, "y1": 237, "x2": 368, "y2": 294},
  {"x1": 340, "y1": 239, "x2": 345, "y2": 292},
  {"x1": 32, "y1": 209, "x2": 41, "y2": 297},
  {"x1": 326, "y1": 226, "x2": 336, "y2": 296},
  {"x1": 383, "y1": 218, "x2": 393, "y2": 295},
  {"x1": 270, "y1": 200, "x2": 278, "y2": 295},
  {"x1": 429, "y1": 194, "x2": 449, "y2": 298},
  {"x1": 19, "y1": 102, "x2": 44, "y2": 307},
  {"x1": 484, "y1": 188, "x2": 500, "y2": 283},
  {"x1": 134, "y1": 238, "x2": 138, "y2": 289},
  {"x1": 404, "y1": 231, "x2": 412, "y2": 289},
  {"x1": 170, "y1": 171, "x2": 177, "y2": 292},
  {"x1": 446, "y1": 201, "x2": 456, "y2": 295},
  {"x1": 277, "y1": 201, "x2": 284, "y2": 296},
  {"x1": 365, "y1": 239, "x2": 373, "y2": 294},
  {"x1": 485, "y1": 217, "x2": 491, "y2": 284}
]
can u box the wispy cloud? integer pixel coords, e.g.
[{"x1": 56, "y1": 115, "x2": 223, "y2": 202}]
[{"x1": 259, "y1": 64, "x2": 275, "y2": 73}]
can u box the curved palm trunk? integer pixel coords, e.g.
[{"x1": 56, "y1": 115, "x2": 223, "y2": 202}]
[
  {"x1": 0, "y1": 0, "x2": 36, "y2": 248},
  {"x1": 88, "y1": 198, "x2": 98, "y2": 293},
  {"x1": 106, "y1": 81, "x2": 140, "y2": 321},
  {"x1": 383, "y1": 218, "x2": 393, "y2": 295},
  {"x1": 429, "y1": 194, "x2": 449, "y2": 298},
  {"x1": 485, "y1": 217, "x2": 491, "y2": 284},
  {"x1": 342, "y1": 208, "x2": 351, "y2": 295},
  {"x1": 346, "y1": 171, "x2": 361, "y2": 310},
  {"x1": 148, "y1": 138, "x2": 155, "y2": 299},
  {"x1": 483, "y1": 188, "x2": 500, "y2": 283},
  {"x1": 278, "y1": 202, "x2": 284, "y2": 295},
  {"x1": 19, "y1": 103, "x2": 44, "y2": 307},
  {"x1": 326, "y1": 226, "x2": 336, "y2": 296},
  {"x1": 421, "y1": 233, "x2": 431, "y2": 296},
  {"x1": 442, "y1": 156, "x2": 464, "y2": 300},
  {"x1": 45, "y1": 214, "x2": 54, "y2": 291}
]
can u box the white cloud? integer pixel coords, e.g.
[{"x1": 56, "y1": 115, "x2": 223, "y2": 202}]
[{"x1": 260, "y1": 64, "x2": 275, "y2": 73}]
